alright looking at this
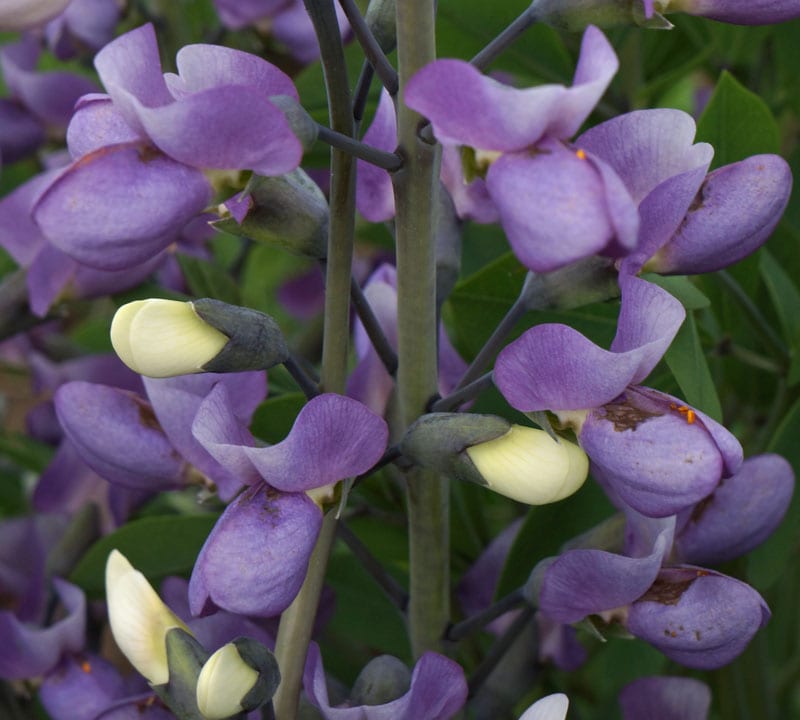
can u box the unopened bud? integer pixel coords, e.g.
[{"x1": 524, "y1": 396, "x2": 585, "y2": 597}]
[
  {"x1": 105, "y1": 549, "x2": 190, "y2": 685},
  {"x1": 111, "y1": 298, "x2": 289, "y2": 377},
  {"x1": 400, "y1": 412, "x2": 512, "y2": 486},
  {"x1": 351, "y1": 655, "x2": 411, "y2": 706},
  {"x1": 196, "y1": 638, "x2": 279, "y2": 719},
  {"x1": 270, "y1": 96, "x2": 319, "y2": 151},
  {"x1": 214, "y1": 169, "x2": 329, "y2": 259},
  {"x1": 365, "y1": 0, "x2": 397, "y2": 53},
  {"x1": 466, "y1": 425, "x2": 589, "y2": 505}
]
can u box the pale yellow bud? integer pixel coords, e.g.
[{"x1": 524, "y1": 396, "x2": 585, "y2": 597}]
[
  {"x1": 466, "y1": 426, "x2": 588, "y2": 505},
  {"x1": 105, "y1": 549, "x2": 190, "y2": 685},
  {"x1": 196, "y1": 643, "x2": 260, "y2": 720},
  {"x1": 110, "y1": 299, "x2": 228, "y2": 378}
]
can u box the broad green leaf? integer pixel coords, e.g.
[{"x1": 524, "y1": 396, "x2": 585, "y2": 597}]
[
  {"x1": 70, "y1": 514, "x2": 219, "y2": 598},
  {"x1": 495, "y1": 480, "x2": 614, "y2": 599},
  {"x1": 696, "y1": 71, "x2": 780, "y2": 170},
  {"x1": 663, "y1": 312, "x2": 723, "y2": 421},
  {"x1": 447, "y1": 252, "x2": 619, "y2": 362},
  {"x1": 177, "y1": 255, "x2": 241, "y2": 305},
  {"x1": 250, "y1": 392, "x2": 307, "y2": 444},
  {"x1": 645, "y1": 273, "x2": 710, "y2": 310},
  {"x1": 760, "y1": 249, "x2": 800, "y2": 384}
]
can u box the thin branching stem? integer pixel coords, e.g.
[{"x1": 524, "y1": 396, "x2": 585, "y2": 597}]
[
  {"x1": 431, "y1": 372, "x2": 494, "y2": 412},
  {"x1": 470, "y1": 7, "x2": 537, "y2": 71},
  {"x1": 338, "y1": 521, "x2": 409, "y2": 610},
  {"x1": 316, "y1": 123, "x2": 402, "y2": 170},
  {"x1": 337, "y1": 0, "x2": 398, "y2": 95},
  {"x1": 446, "y1": 587, "x2": 526, "y2": 642}
]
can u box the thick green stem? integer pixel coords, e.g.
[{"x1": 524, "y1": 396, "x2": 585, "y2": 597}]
[
  {"x1": 272, "y1": 511, "x2": 337, "y2": 720},
  {"x1": 273, "y1": 1, "x2": 356, "y2": 717},
  {"x1": 393, "y1": 0, "x2": 448, "y2": 658}
]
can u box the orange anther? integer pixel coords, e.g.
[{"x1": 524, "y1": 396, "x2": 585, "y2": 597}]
[
  {"x1": 677, "y1": 405, "x2": 689, "y2": 413},
  {"x1": 576, "y1": 148, "x2": 587, "y2": 160},
  {"x1": 80, "y1": 661, "x2": 92, "y2": 673},
  {"x1": 686, "y1": 410, "x2": 696, "y2": 424}
]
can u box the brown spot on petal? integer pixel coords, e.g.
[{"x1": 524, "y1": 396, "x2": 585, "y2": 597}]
[
  {"x1": 135, "y1": 399, "x2": 162, "y2": 431},
  {"x1": 136, "y1": 144, "x2": 163, "y2": 163},
  {"x1": 695, "y1": 630, "x2": 702, "y2": 641},
  {"x1": 600, "y1": 401, "x2": 662, "y2": 432},
  {"x1": 638, "y1": 575, "x2": 697, "y2": 605}
]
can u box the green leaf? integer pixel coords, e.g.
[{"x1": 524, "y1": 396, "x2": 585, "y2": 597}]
[
  {"x1": 250, "y1": 392, "x2": 307, "y2": 444},
  {"x1": 495, "y1": 480, "x2": 614, "y2": 599},
  {"x1": 696, "y1": 70, "x2": 780, "y2": 170},
  {"x1": 446, "y1": 252, "x2": 620, "y2": 362},
  {"x1": 644, "y1": 274, "x2": 710, "y2": 310},
  {"x1": 70, "y1": 514, "x2": 219, "y2": 598},
  {"x1": 177, "y1": 255, "x2": 241, "y2": 305},
  {"x1": 663, "y1": 312, "x2": 723, "y2": 421},
  {"x1": 760, "y1": 249, "x2": 800, "y2": 384}
]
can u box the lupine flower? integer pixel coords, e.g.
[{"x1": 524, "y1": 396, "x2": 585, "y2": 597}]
[
  {"x1": 347, "y1": 263, "x2": 468, "y2": 416},
  {"x1": 213, "y1": 0, "x2": 352, "y2": 65},
  {"x1": 0, "y1": 35, "x2": 98, "y2": 163},
  {"x1": 536, "y1": 497, "x2": 773, "y2": 668},
  {"x1": 55, "y1": 371, "x2": 266, "y2": 500},
  {"x1": 494, "y1": 273, "x2": 741, "y2": 517},
  {"x1": 529, "y1": 0, "x2": 800, "y2": 30},
  {"x1": 44, "y1": 0, "x2": 121, "y2": 60},
  {"x1": 619, "y1": 676, "x2": 711, "y2": 720},
  {"x1": 31, "y1": 22, "x2": 304, "y2": 271},
  {"x1": 0, "y1": 0, "x2": 71, "y2": 31},
  {"x1": 574, "y1": 109, "x2": 792, "y2": 276},
  {"x1": 303, "y1": 642, "x2": 468, "y2": 719},
  {"x1": 189, "y1": 391, "x2": 388, "y2": 616},
  {"x1": 673, "y1": 454, "x2": 795, "y2": 565},
  {"x1": 0, "y1": 515, "x2": 86, "y2": 679},
  {"x1": 405, "y1": 26, "x2": 642, "y2": 273}
]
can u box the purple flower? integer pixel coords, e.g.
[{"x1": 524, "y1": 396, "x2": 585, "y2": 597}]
[
  {"x1": 673, "y1": 454, "x2": 795, "y2": 566},
  {"x1": 189, "y1": 391, "x2": 388, "y2": 616},
  {"x1": 213, "y1": 0, "x2": 352, "y2": 65},
  {"x1": 627, "y1": 566, "x2": 769, "y2": 669},
  {"x1": 346, "y1": 263, "x2": 467, "y2": 416},
  {"x1": 31, "y1": 22, "x2": 304, "y2": 271},
  {"x1": 494, "y1": 273, "x2": 742, "y2": 516},
  {"x1": 619, "y1": 676, "x2": 711, "y2": 720},
  {"x1": 664, "y1": 0, "x2": 800, "y2": 25},
  {"x1": 576, "y1": 109, "x2": 791, "y2": 275},
  {"x1": 44, "y1": 0, "x2": 121, "y2": 60},
  {"x1": 303, "y1": 642, "x2": 467, "y2": 719},
  {"x1": 536, "y1": 509, "x2": 770, "y2": 668},
  {"x1": 405, "y1": 26, "x2": 641, "y2": 272},
  {"x1": 0, "y1": 35, "x2": 98, "y2": 162},
  {"x1": 0, "y1": 0, "x2": 71, "y2": 31},
  {"x1": 54, "y1": 372, "x2": 267, "y2": 500},
  {"x1": 0, "y1": 516, "x2": 86, "y2": 679}
]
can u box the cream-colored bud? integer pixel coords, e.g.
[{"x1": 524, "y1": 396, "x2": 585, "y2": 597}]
[
  {"x1": 196, "y1": 643, "x2": 259, "y2": 720},
  {"x1": 466, "y1": 426, "x2": 588, "y2": 505},
  {"x1": 105, "y1": 549, "x2": 190, "y2": 685},
  {"x1": 110, "y1": 299, "x2": 228, "y2": 378}
]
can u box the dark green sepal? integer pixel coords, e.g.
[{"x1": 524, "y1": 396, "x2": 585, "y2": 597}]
[
  {"x1": 213, "y1": 169, "x2": 329, "y2": 259},
  {"x1": 400, "y1": 413, "x2": 511, "y2": 486},
  {"x1": 193, "y1": 299, "x2": 290, "y2": 373},
  {"x1": 231, "y1": 637, "x2": 281, "y2": 712},
  {"x1": 152, "y1": 628, "x2": 209, "y2": 720}
]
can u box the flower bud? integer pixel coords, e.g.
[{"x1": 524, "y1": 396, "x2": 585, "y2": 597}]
[
  {"x1": 365, "y1": 0, "x2": 397, "y2": 53},
  {"x1": 111, "y1": 298, "x2": 289, "y2": 377},
  {"x1": 467, "y1": 425, "x2": 589, "y2": 505},
  {"x1": 196, "y1": 638, "x2": 279, "y2": 719},
  {"x1": 270, "y1": 96, "x2": 319, "y2": 151},
  {"x1": 401, "y1": 414, "x2": 589, "y2": 505},
  {"x1": 214, "y1": 168, "x2": 329, "y2": 259},
  {"x1": 350, "y1": 655, "x2": 411, "y2": 706},
  {"x1": 105, "y1": 549, "x2": 190, "y2": 685}
]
